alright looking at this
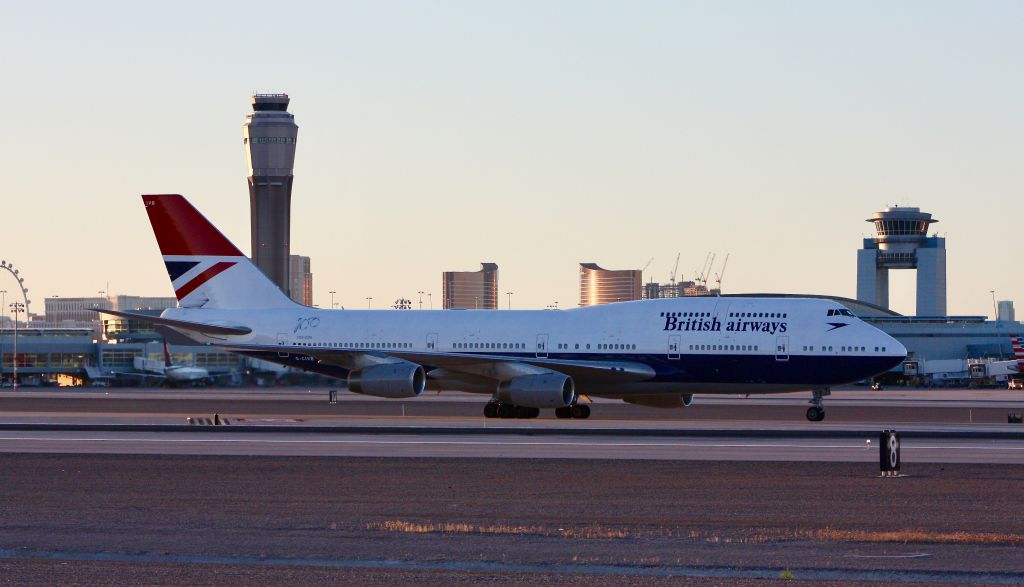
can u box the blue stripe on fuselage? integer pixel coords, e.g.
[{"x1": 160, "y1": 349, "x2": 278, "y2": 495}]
[{"x1": 238, "y1": 350, "x2": 902, "y2": 386}]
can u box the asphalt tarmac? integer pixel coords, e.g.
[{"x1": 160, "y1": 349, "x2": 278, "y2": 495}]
[{"x1": 1, "y1": 387, "x2": 1022, "y2": 584}]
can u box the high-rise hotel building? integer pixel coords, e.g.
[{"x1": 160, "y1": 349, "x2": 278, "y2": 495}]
[
  {"x1": 443, "y1": 263, "x2": 498, "y2": 309},
  {"x1": 579, "y1": 263, "x2": 642, "y2": 306}
]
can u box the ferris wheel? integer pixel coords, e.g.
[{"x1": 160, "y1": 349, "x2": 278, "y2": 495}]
[{"x1": 0, "y1": 260, "x2": 31, "y2": 320}]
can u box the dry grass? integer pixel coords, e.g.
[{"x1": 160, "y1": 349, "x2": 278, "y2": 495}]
[
  {"x1": 368, "y1": 520, "x2": 1024, "y2": 547},
  {"x1": 806, "y1": 528, "x2": 1024, "y2": 546},
  {"x1": 367, "y1": 520, "x2": 668, "y2": 540},
  {"x1": 690, "y1": 528, "x2": 1024, "y2": 546}
]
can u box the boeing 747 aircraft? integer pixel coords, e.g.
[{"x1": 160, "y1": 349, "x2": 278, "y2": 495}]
[{"x1": 100, "y1": 195, "x2": 906, "y2": 421}]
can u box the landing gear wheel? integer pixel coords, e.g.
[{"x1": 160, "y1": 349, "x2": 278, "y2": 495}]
[
  {"x1": 570, "y1": 404, "x2": 591, "y2": 419},
  {"x1": 497, "y1": 403, "x2": 514, "y2": 419},
  {"x1": 554, "y1": 406, "x2": 572, "y2": 419},
  {"x1": 483, "y1": 402, "x2": 499, "y2": 419},
  {"x1": 514, "y1": 405, "x2": 535, "y2": 419},
  {"x1": 806, "y1": 388, "x2": 829, "y2": 423}
]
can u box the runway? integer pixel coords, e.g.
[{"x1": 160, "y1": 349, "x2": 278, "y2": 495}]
[
  {"x1": 0, "y1": 386, "x2": 1022, "y2": 463},
  {"x1": 2, "y1": 388, "x2": 1023, "y2": 584},
  {"x1": 1, "y1": 430, "x2": 1023, "y2": 463}
]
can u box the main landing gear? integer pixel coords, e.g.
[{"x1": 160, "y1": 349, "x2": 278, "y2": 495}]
[
  {"x1": 483, "y1": 401, "x2": 540, "y2": 419},
  {"x1": 555, "y1": 403, "x2": 591, "y2": 419},
  {"x1": 806, "y1": 388, "x2": 830, "y2": 422},
  {"x1": 482, "y1": 401, "x2": 590, "y2": 419}
]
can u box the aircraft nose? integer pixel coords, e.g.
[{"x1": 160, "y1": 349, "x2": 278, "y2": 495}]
[{"x1": 880, "y1": 330, "x2": 907, "y2": 366}]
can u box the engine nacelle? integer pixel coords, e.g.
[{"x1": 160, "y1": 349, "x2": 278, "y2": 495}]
[
  {"x1": 496, "y1": 373, "x2": 574, "y2": 408},
  {"x1": 347, "y1": 363, "x2": 426, "y2": 399}
]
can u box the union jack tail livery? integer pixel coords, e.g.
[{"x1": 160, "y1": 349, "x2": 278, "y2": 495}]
[
  {"x1": 143, "y1": 194, "x2": 294, "y2": 310},
  {"x1": 1012, "y1": 335, "x2": 1024, "y2": 373}
]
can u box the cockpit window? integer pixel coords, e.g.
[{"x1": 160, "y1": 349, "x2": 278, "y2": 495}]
[{"x1": 827, "y1": 308, "x2": 855, "y2": 317}]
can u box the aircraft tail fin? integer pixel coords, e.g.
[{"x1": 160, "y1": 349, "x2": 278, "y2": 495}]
[
  {"x1": 1012, "y1": 335, "x2": 1024, "y2": 373},
  {"x1": 142, "y1": 194, "x2": 295, "y2": 310}
]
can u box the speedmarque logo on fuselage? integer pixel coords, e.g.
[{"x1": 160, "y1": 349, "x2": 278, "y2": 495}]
[{"x1": 660, "y1": 313, "x2": 788, "y2": 335}]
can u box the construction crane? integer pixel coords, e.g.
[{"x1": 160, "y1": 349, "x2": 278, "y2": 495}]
[
  {"x1": 641, "y1": 257, "x2": 654, "y2": 274},
  {"x1": 669, "y1": 253, "x2": 681, "y2": 285},
  {"x1": 699, "y1": 253, "x2": 716, "y2": 287},
  {"x1": 714, "y1": 253, "x2": 730, "y2": 294}
]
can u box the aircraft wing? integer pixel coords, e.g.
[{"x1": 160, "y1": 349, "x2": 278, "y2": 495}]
[
  {"x1": 93, "y1": 309, "x2": 252, "y2": 336},
  {"x1": 107, "y1": 370, "x2": 167, "y2": 382},
  {"x1": 214, "y1": 343, "x2": 656, "y2": 384}
]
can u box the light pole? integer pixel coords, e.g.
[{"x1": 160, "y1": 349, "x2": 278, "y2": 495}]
[
  {"x1": 506, "y1": 291, "x2": 513, "y2": 310},
  {"x1": 366, "y1": 296, "x2": 373, "y2": 309},
  {"x1": 329, "y1": 290, "x2": 337, "y2": 309},
  {"x1": 428, "y1": 293, "x2": 433, "y2": 310},
  {"x1": 417, "y1": 291, "x2": 424, "y2": 310},
  {"x1": 10, "y1": 302, "x2": 24, "y2": 391}
]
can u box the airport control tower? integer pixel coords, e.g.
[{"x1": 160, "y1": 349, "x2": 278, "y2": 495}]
[
  {"x1": 243, "y1": 93, "x2": 298, "y2": 295},
  {"x1": 856, "y1": 206, "x2": 947, "y2": 316}
]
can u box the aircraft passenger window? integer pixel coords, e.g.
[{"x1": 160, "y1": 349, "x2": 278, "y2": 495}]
[
  {"x1": 586, "y1": 344, "x2": 591, "y2": 349},
  {"x1": 575, "y1": 344, "x2": 579, "y2": 349},
  {"x1": 783, "y1": 313, "x2": 787, "y2": 318},
  {"x1": 882, "y1": 347, "x2": 886, "y2": 351}
]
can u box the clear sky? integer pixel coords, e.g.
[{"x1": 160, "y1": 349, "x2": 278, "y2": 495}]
[{"x1": 1, "y1": 1, "x2": 1020, "y2": 317}]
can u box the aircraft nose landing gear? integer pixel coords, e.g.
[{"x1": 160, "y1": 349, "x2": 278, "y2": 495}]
[{"x1": 806, "y1": 388, "x2": 830, "y2": 422}]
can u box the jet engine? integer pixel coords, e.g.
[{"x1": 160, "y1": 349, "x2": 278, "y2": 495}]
[
  {"x1": 347, "y1": 363, "x2": 426, "y2": 398},
  {"x1": 496, "y1": 373, "x2": 575, "y2": 408}
]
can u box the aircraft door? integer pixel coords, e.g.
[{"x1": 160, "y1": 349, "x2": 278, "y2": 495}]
[
  {"x1": 775, "y1": 336, "x2": 790, "y2": 362},
  {"x1": 277, "y1": 333, "x2": 289, "y2": 358},
  {"x1": 668, "y1": 335, "x2": 681, "y2": 359},
  {"x1": 426, "y1": 333, "x2": 438, "y2": 350},
  {"x1": 536, "y1": 334, "x2": 549, "y2": 358}
]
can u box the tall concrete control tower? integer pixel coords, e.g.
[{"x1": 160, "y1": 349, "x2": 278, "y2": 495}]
[
  {"x1": 243, "y1": 93, "x2": 298, "y2": 295},
  {"x1": 856, "y1": 206, "x2": 946, "y2": 316}
]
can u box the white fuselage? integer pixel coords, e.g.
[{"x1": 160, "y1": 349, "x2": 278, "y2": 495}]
[{"x1": 164, "y1": 296, "x2": 906, "y2": 397}]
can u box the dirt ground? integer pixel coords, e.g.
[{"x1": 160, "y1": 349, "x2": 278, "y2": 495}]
[{"x1": 1, "y1": 455, "x2": 1022, "y2": 585}]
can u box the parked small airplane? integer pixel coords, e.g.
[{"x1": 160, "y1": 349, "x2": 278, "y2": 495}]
[{"x1": 99, "y1": 194, "x2": 907, "y2": 421}]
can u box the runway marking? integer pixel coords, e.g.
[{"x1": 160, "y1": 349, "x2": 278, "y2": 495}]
[{"x1": 1, "y1": 436, "x2": 1022, "y2": 451}]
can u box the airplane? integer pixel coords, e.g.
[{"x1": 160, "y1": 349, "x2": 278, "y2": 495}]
[
  {"x1": 129, "y1": 342, "x2": 227, "y2": 387},
  {"x1": 99, "y1": 194, "x2": 907, "y2": 422},
  {"x1": 1000, "y1": 335, "x2": 1024, "y2": 389}
]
